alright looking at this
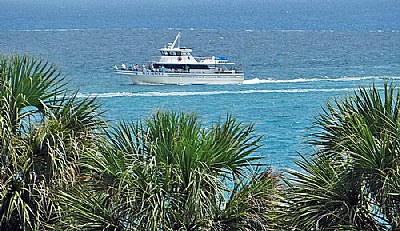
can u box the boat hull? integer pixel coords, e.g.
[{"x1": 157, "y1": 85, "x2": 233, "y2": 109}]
[{"x1": 115, "y1": 70, "x2": 244, "y2": 85}]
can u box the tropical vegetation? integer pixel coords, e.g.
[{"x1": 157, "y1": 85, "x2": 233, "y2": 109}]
[
  {"x1": 286, "y1": 82, "x2": 400, "y2": 230},
  {"x1": 0, "y1": 54, "x2": 104, "y2": 230},
  {"x1": 1, "y1": 54, "x2": 399, "y2": 230}
]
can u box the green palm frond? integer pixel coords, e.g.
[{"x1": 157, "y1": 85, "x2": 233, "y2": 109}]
[
  {"x1": 204, "y1": 114, "x2": 263, "y2": 177},
  {"x1": 287, "y1": 153, "x2": 382, "y2": 230},
  {"x1": 0, "y1": 163, "x2": 57, "y2": 231},
  {"x1": 0, "y1": 54, "x2": 67, "y2": 133},
  {"x1": 215, "y1": 167, "x2": 286, "y2": 231},
  {"x1": 291, "y1": 82, "x2": 400, "y2": 230},
  {"x1": 0, "y1": 54, "x2": 104, "y2": 230},
  {"x1": 45, "y1": 91, "x2": 105, "y2": 136},
  {"x1": 57, "y1": 186, "x2": 123, "y2": 231},
  {"x1": 74, "y1": 110, "x2": 266, "y2": 230},
  {"x1": 78, "y1": 141, "x2": 168, "y2": 230}
]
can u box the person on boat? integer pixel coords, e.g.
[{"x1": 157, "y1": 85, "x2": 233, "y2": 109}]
[
  {"x1": 121, "y1": 63, "x2": 126, "y2": 70},
  {"x1": 142, "y1": 64, "x2": 146, "y2": 71}
]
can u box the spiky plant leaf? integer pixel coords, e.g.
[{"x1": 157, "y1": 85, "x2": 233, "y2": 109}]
[
  {"x1": 289, "y1": 82, "x2": 400, "y2": 230},
  {"x1": 72, "y1": 110, "x2": 268, "y2": 230}
]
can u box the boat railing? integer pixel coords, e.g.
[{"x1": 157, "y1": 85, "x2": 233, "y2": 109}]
[
  {"x1": 198, "y1": 56, "x2": 237, "y2": 65},
  {"x1": 212, "y1": 63, "x2": 243, "y2": 72}
]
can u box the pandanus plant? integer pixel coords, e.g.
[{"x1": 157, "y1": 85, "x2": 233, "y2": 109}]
[
  {"x1": 0, "y1": 54, "x2": 104, "y2": 230},
  {"x1": 287, "y1": 82, "x2": 400, "y2": 230},
  {"x1": 58, "y1": 111, "x2": 286, "y2": 230}
]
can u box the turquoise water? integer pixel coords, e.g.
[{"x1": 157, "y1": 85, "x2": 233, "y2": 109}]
[{"x1": 1, "y1": 0, "x2": 400, "y2": 169}]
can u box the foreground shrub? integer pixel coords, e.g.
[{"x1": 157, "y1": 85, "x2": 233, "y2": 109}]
[
  {"x1": 59, "y1": 111, "x2": 286, "y2": 230},
  {"x1": 0, "y1": 54, "x2": 104, "y2": 230},
  {"x1": 287, "y1": 82, "x2": 400, "y2": 230}
]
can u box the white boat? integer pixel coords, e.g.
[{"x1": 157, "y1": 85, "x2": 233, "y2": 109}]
[{"x1": 114, "y1": 32, "x2": 244, "y2": 85}]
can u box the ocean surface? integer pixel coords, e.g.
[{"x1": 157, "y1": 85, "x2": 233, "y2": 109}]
[{"x1": 1, "y1": 0, "x2": 400, "y2": 169}]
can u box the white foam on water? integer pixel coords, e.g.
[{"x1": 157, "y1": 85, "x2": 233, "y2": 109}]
[
  {"x1": 77, "y1": 88, "x2": 356, "y2": 99},
  {"x1": 243, "y1": 75, "x2": 400, "y2": 84},
  {"x1": 77, "y1": 75, "x2": 399, "y2": 99}
]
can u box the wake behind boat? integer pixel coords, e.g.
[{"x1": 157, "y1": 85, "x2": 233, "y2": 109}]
[{"x1": 114, "y1": 32, "x2": 244, "y2": 85}]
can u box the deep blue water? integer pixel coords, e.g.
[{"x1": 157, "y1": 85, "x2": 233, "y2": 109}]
[{"x1": 1, "y1": 0, "x2": 400, "y2": 169}]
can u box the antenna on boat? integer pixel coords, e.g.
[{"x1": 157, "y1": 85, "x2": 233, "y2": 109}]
[{"x1": 169, "y1": 32, "x2": 181, "y2": 49}]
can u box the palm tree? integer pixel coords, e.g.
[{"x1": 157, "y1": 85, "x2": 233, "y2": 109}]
[
  {"x1": 212, "y1": 168, "x2": 287, "y2": 230},
  {"x1": 287, "y1": 82, "x2": 400, "y2": 230},
  {"x1": 59, "y1": 111, "x2": 286, "y2": 230},
  {"x1": 0, "y1": 54, "x2": 104, "y2": 230},
  {"x1": 0, "y1": 54, "x2": 286, "y2": 230}
]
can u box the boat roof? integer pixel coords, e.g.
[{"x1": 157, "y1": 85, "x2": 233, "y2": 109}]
[
  {"x1": 215, "y1": 56, "x2": 229, "y2": 60},
  {"x1": 157, "y1": 33, "x2": 235, "y2": 64}
]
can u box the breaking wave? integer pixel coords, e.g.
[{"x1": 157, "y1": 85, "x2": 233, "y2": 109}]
[{"x1": 243, "y1": 75, "x2": 400, "y2": 84}]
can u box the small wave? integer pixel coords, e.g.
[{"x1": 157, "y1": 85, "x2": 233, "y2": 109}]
[
  {"x1": 368, "y1": 29, "x2": 400, "y2": 33},
  {"x1": 12, "y1": 28, "x2": 110, "y2": 32},
  {"x1": 8, "y1": 28, "x2": 400, "y2": 33},
  {"x1": 243, "y1": 78, "x2": 322, "y2": 84},
  {"x1": 280, "y1": 29, "x2": 307, "y2": 32}
]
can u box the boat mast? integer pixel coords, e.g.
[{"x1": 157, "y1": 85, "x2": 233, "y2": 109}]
[{"x1": 169, "y1": 32, "x2": 181, "y2": 49}]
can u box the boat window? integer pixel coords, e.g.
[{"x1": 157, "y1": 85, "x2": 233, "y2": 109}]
[{"x1": 177, "y1": 51, "x2": 182, "y2": 56}]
